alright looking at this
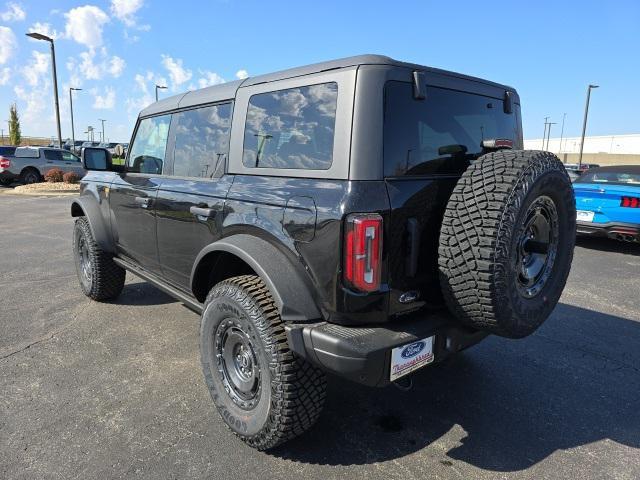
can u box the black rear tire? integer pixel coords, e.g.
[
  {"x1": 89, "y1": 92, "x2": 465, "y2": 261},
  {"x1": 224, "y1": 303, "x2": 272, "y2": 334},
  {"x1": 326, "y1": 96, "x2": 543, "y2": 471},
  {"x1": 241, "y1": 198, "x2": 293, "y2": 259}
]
[
  {"x1": 200, "y1": 275, "x2": 326, "y2": 450},
  {"x1": 73, "y1": 217, "x2": 126, "y2": 300},
  {"x1": 21, "y1": 168, "x2": 40, "y2": 184},
  {"x1": 438, "y1": 150, "x2": 575, "y2": 338}
]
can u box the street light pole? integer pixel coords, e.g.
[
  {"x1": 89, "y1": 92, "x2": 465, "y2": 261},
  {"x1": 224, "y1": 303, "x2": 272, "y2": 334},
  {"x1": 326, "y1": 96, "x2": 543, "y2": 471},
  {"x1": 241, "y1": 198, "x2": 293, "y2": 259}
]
[
  {"x1": 578, "y1": 84, "x2": 599, "y2": 168},
  {"x1": 98, "y1": 118, "x2": 106, "y2": 144},
  {"x1": 69, "y1": 87, "x2": 81, "y2": 153},
  {"x1": 155, "y1": 84, "x2": 167, "y2": 102},
  {"x1": 26, "y1": 32, "x2": 62, "y2": 149}
]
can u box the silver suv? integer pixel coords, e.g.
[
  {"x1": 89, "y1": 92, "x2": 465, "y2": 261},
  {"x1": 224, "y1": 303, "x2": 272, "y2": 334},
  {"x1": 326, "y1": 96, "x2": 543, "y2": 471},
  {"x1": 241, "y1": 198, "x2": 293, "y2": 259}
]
[{"x1": 0, "y1": 146, "x2": 85, "y2": 185}]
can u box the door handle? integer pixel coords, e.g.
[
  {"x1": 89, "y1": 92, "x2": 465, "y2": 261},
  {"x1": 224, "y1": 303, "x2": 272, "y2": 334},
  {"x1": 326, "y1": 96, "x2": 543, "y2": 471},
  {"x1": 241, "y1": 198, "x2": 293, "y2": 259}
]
[
  {"x1": 134, "y1": 196, "x2": 151, "y2": 209},
  {"x1": 190, "y1": 206, "x2": 216, "y2": 218}
]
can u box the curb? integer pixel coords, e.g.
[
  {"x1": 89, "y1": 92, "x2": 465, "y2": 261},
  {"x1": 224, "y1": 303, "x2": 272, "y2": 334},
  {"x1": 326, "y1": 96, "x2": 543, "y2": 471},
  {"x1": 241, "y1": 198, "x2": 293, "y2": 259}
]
[{"x1": 0, "y1": 189, "x2": 79, "y2": 197}]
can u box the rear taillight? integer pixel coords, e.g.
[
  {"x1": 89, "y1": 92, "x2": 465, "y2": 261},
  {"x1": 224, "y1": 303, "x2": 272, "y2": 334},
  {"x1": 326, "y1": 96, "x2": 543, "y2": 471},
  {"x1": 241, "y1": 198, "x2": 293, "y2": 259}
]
[
  {"x1": 621, "y1": 196, "x2": 640, "y2": 208},
  {"x1": 0, "y1": 156, "x2": 9, "y2": 168},
  {"x1": 344, "y1": 213, "x2": 383, "y2": 292}
]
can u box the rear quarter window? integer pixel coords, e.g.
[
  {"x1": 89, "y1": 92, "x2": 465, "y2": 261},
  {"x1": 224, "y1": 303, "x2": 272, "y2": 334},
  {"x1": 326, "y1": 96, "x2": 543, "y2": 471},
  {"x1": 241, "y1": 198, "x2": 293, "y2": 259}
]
[
  {"x1": 384, "y1": 81, "x2": 521, "y2": 177},
  {"x1": 242, "y1": 82, "x2": 338, "y2": 170}
]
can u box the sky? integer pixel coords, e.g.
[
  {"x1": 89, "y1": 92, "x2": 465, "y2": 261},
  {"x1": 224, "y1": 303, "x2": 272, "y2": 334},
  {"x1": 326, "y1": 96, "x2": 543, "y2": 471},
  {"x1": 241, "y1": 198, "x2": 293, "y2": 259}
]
[{"x1": 0, "y1": 0, "x2": 638, "y2": 143}]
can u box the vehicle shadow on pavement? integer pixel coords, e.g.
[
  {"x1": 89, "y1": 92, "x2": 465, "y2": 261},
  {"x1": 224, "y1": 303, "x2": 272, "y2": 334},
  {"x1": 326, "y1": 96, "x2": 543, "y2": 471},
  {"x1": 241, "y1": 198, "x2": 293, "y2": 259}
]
[
  {"x1": 273, "y1": 303, "x2": 640, "y2": 472},
  {"x1": 576, "y1": 236, "x2": 640, "y2": 256},
  {"x1": 113, "y1": 280, "x2": 178, "y2": 306}
]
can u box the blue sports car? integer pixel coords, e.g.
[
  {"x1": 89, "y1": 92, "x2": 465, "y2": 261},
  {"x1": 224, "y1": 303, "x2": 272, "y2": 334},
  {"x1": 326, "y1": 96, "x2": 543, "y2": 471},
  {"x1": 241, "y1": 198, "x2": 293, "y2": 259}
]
[{"x1": 573, "y1": 165, "x2": 640, "y2": 242}]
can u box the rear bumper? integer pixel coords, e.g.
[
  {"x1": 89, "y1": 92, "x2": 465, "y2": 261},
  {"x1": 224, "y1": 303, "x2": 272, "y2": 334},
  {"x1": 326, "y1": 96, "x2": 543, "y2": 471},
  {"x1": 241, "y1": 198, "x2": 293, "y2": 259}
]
[
  {"x1": 0, "y1": 170, "x2": 18, "y2": 181},
  {"x1": 576, "y1": 220, "x2": 640, "y2": 242},
  {"x1": 285, "y1": 311, "x2": 487, "y2": 387}
]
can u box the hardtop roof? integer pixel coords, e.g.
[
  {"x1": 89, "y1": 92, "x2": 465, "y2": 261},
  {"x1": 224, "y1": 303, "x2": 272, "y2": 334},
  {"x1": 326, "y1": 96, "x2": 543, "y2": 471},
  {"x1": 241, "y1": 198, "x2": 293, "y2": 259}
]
[{"x1": 139, "y1": 54, "x2": 515, "y2": 118}]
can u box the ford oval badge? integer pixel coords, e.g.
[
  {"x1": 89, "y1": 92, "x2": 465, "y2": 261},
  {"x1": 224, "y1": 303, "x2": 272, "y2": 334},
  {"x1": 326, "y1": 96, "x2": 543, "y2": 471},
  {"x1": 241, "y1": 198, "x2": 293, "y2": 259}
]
[{"x1": 401, "y1": 341, "x2": 426, "y2": 359}]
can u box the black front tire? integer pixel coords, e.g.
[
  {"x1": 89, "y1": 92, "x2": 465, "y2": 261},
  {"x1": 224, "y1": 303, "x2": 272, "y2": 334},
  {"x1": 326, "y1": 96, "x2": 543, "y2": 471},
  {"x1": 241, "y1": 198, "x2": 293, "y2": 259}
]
[
  {"x1": 200, "y1": 275, "x2": 326, "y2": 450},
  {"x1": 73, "y1": 216, "x2": 126, "y2": 300},
  {"x1": 438, "y1": 150, "x2": 576, "y2": 338}
]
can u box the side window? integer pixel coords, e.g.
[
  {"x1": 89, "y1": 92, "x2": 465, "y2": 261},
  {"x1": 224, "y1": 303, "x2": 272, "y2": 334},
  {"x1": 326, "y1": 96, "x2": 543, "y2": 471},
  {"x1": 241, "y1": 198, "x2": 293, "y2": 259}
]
[
  {"x1": 44, "y1": 149, "x2": 62, "y2": 161},
  {"x1": 242, "y1": 82, "x2": 338, "y2": 170},
  {"x1": 127, "y1": 114, "x2": 171, "y2": 174},
  {"x1": 172, "y1": 103, "x2": 232, "y2": 178},
  {"x1": 61, "y1": 151, "x2": 80, "y2": 162}
]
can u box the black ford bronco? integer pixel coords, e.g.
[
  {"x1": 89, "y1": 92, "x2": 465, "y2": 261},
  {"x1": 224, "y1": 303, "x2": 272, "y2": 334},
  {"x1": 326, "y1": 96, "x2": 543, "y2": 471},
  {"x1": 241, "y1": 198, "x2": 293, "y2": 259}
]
[{"x1": 71, "y1": 55, "x2": 576, "y2": 450}]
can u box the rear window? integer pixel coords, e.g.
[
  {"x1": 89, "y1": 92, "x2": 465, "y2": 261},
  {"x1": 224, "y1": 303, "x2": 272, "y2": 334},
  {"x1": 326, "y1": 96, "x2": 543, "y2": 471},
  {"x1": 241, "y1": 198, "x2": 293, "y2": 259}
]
[
  {"x1": 576, "y1": 170, "x2": 640, "y2": 185},
  {"x1": 15, "y1": 147, "x2": 39, "y2": 158},
  {"x1": 384, "y1": 81, "x2": 521, "y2": 177},
  {"x1": 242, "y1": 82, "x2": 338, "y2": 170}
]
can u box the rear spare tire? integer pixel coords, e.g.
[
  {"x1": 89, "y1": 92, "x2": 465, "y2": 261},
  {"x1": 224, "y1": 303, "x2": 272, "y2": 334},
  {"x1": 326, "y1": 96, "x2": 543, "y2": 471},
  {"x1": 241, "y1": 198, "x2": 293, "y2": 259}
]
[{"x1": 438, "y1": 150, "x2": 575, "y2": 338}]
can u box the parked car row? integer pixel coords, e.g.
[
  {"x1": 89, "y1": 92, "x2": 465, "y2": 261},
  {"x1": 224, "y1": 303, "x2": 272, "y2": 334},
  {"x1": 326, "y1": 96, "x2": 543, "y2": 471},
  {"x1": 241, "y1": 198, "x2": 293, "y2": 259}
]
[{"x1": 0, "y1": 146, "x2": 85, "y2": 185}]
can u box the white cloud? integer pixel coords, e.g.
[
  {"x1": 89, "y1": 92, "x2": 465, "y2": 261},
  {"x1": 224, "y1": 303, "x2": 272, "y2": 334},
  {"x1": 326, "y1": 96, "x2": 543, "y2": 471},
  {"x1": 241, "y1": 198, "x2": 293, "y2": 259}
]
[
  {"x1": 64, "y1": 5, "x2": 109, "y2": 49},
  {"x1": 236, "y1": 69, "x2": 249, "y2": 80},
  {"x1": 1, "y1": 2, "x2": 26, "y2": 22},
  {"x1": 70, "y1": 50, "x2": 126, "y2": 81},
  {"x1": 78, "y1": 51, "x2": 101, "y2": 80},
  {"x1": 92, "y1": 86, "x2": 116, "y2": 109},
  {"x1": 161, "y1": 55, "x2": 192, "y2": 90},
  {"x1": 27, "y1": 22, "x2": 62, "y2": 40},
  {"x1": 110, "y1": 0, "x2": 143, "y2": 27},
  {"x1": 0, "y1": 26, "x2": 17, "y2": 64},
  {"x1": 198, "y1": 71, "x2": 225, "y2": 88},
  {"x1": 0, "y1": 67, "x2": 10, "y2": 85},
  {"x1": 22, "y1": 50, "x2": 49, "y2": 86},
  {"x1": 108, "y1": 55, "x2": 126, "y2": 77},
  {"x1": 14, "y1": 82, "x2": 49, "y2": 124}
]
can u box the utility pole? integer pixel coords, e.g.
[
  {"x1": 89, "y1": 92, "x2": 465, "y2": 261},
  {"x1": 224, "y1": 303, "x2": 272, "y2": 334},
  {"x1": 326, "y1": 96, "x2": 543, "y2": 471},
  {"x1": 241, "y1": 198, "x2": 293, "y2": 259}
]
[
  {"x1": 558, "y1": 113, "x2": 566, "y2": 156},
  {"x1": 542, "y1": 117, "x2": 550, "y2": 150},
  {"x1": 98, "y1": 118, "x2": 106, "y2": 144},
  {"x1": 546, "y1": 122, "x2": 556, "y2": 151},
  {"x1": 578, "y1": 84, "x2": 599, "y2": 168}
]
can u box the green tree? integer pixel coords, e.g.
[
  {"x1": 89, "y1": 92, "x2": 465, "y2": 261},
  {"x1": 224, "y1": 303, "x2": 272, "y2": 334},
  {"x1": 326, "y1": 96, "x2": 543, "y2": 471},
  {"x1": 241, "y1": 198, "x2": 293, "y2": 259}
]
[{"x1": 9, "y1": 103, "x2": 21, "y2": 146}]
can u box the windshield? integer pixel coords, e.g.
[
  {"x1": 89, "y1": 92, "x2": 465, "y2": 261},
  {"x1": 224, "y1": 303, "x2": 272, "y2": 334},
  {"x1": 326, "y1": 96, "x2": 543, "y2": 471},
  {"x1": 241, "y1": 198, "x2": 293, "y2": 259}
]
[
  {"x1": 576, "y1": 170, "x2": 640, "y2": 185},
  {"x1": 384, "y1": 81, "x2": 522, "y2": 176}
]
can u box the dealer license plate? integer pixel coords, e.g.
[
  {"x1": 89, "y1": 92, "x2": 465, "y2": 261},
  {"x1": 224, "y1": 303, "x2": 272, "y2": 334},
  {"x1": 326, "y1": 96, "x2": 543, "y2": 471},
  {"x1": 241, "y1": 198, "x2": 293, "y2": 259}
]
[
  {"x1": 390, "y1": 336, "x2": 434, "y2": 381},
  {"x1": 576, "y1": 210, "x2": 595, "y2": 222}
]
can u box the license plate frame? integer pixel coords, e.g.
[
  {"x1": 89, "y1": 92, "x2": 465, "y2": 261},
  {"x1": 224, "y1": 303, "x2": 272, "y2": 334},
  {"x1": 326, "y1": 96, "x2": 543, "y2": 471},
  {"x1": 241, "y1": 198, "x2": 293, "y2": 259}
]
[{"x1": 390, "y1": 336, "x2": 435, "y2": 382}]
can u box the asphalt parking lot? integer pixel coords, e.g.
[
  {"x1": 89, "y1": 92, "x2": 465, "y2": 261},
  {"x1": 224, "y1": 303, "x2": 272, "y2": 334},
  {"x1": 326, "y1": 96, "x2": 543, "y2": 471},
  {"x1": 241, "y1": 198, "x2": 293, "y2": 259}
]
[{"x1": 1, "y1": 193, "x2": 639, "y2": 480}]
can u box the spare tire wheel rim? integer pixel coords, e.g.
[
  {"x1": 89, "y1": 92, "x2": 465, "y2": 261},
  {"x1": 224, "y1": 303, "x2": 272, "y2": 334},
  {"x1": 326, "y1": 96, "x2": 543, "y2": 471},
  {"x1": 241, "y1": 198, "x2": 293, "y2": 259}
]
[
  {"x1": 215, "y1": 318, "x2": 262, "y2": 410},
  {"x1": 515, "y1": 195, "x2": 559, "y2": 298}
]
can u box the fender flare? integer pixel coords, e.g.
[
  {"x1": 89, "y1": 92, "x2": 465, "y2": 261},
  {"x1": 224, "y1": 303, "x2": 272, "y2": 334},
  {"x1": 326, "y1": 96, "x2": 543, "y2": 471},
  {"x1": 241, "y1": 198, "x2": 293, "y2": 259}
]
[
  {"x1": 191, "y1": 234, "x2": 322, "y2": 322},
  {"x1": 70, "y1": 196, "x2": 115, "y2": 253}
]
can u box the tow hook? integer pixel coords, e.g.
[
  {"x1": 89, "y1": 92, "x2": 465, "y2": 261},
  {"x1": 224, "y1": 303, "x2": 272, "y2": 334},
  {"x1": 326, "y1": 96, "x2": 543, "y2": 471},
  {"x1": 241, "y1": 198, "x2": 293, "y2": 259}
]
[{"x1": 394, "y1": 376, "x2": 413, "y2": 391}]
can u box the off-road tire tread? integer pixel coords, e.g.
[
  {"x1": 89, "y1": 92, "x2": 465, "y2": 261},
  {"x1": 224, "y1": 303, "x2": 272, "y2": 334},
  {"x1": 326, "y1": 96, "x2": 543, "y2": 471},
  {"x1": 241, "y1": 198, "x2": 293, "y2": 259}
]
[
  {"x1": 438, "y1": 150, "x2": 575, "y2": 337},
  {"x1": 74, "y1": 216, "x2": 125, "y2": 300},
  {"x1": 204, "y1": 275, "x2": 326, "y2": 450}
]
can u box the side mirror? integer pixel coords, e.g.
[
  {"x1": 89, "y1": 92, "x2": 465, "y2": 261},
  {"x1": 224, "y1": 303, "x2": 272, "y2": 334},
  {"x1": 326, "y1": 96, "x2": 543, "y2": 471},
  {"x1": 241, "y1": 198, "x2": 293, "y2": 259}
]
[{"x1": 81, "y1": 147, "x2": 122, "y2": 172}]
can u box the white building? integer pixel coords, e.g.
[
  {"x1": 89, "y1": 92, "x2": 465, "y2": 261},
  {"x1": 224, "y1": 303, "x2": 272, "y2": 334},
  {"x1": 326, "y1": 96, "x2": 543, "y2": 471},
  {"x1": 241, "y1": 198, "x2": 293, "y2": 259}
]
[{"x1": 524, "y1": 134, "x2": 640, "y2": 155}]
